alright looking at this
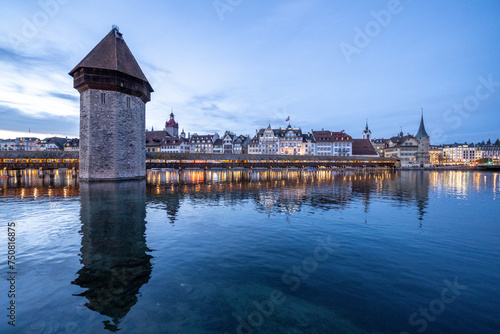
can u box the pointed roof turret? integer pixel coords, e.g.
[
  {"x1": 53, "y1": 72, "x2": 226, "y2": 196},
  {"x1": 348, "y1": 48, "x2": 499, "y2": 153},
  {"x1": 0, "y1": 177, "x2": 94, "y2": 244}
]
[
  {"x1": 69, "y1": 26, "x2": 149, "y2": 81},
  {"x1": 363, "y1": 119, "x2": 371, "y2": 134},
  {"x1": 69, "y1": 26, "x2": 153, "y2": 102},
  {"x1": 416, "y1": 109, "x2": 429, "y2": 138}
]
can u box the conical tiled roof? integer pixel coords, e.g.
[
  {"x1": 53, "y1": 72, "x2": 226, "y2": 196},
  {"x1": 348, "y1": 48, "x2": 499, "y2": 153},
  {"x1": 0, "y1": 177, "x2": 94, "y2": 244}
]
[
  {"x1": 69, "y1": 27, "x2": 149, "y2": 83},
  {"x1": 416, "y1": 113, "x2": 429, "y2": 138}
]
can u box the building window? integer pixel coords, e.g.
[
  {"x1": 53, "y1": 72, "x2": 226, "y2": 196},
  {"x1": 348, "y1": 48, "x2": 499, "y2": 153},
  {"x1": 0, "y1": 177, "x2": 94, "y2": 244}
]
[
  {"x1": 127, "y1": 96, "x2": 131, "y2": 109},
  {"x1": 101, "y1": 93, "x2": 106, "y2": 104}
]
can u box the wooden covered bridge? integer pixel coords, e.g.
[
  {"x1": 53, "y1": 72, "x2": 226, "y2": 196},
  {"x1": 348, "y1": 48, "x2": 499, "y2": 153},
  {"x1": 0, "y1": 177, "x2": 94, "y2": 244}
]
[{"x1": 0, "y1": 151, "x2": 399, "y2": 171}]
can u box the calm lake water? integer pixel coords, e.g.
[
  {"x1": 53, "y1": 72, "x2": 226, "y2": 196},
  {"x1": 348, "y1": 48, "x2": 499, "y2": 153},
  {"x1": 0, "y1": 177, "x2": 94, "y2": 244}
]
[{"x1": 0, "y1": 169, "x2": 499, "y2": 334}]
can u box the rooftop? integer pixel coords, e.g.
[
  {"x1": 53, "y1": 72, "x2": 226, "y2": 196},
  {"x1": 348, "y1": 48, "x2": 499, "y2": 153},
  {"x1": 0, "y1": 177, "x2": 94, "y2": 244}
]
[{"x1": 69, "y1": 27, "x2": 150, "y2": 84}]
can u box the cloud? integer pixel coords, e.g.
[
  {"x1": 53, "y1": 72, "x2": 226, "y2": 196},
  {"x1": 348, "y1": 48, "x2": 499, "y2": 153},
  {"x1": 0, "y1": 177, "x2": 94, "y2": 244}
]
[
  {"x1": 48, "y1": 92, "x2": 79, "y2": 102},
  {"x1": 0, "y1": 47, "x2": 45, "y2": 64},
  {"x1": 0, "y1": 104, "x2": 78, "y2": 137}
]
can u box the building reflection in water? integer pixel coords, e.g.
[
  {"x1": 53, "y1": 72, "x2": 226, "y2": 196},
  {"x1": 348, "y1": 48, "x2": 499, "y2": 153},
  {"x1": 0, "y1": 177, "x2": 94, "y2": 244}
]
[
  {"x1": 0, "y1": 168, "x2": 78, "y2": 197},
  {"x1": 146, "y1": 169, "x2": 431, "y2": 222},
  {"x1": 73, "y1": 181, "x2": 152, "y2": 332},
  {"x1": 383, "y1": 171, "x2": 430, "y2": 221}
]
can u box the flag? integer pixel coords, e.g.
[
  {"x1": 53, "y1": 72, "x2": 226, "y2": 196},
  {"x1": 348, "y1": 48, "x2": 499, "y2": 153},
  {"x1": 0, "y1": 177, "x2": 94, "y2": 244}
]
[{"x1": 285, "y1": 116, "x2": 290, "y2": 122}]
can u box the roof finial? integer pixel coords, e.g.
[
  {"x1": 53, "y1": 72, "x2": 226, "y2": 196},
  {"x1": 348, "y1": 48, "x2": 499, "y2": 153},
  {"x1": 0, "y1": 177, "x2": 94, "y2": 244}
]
[{"x1": 112, "y1": 25, "x2": 123, "y2": 39}]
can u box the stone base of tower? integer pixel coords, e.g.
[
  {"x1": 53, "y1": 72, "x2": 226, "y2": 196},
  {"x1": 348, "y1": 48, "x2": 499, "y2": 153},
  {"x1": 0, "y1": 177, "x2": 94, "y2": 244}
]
[
  {"x1": 415, "y1": 153, "x2": 431, "y2": 168},
  {"x1": 79, "y1": 89, "x2": 146, "y2": 181}
]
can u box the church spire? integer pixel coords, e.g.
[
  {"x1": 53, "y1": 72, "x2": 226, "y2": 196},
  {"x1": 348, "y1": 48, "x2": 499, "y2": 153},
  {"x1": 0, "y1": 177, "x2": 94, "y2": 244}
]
[
  {"x1": 416, "y1": 108, "x2": 429, "y2": 138},
  {"x1": 362, "y1": 118, "x2": 371, "y2": 140}
]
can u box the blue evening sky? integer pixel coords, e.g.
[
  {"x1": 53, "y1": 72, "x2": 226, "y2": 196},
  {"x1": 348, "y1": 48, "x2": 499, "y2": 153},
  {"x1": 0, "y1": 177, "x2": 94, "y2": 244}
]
[{"x1": 1, "y1": 0, "x2": 499, "y2": 144}]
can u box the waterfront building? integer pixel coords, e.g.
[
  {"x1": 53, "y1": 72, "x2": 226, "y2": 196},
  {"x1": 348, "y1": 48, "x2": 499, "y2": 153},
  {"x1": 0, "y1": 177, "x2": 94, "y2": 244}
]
[
  {"x1": 383, "y1": 114, "x2": 431, "y2": 167},
  {"x1": 64, "y1": 138, "x2": 80, "y2": 151},
  {"x1": 248, "y1": 124, "x2": 315, "y2": 155},
  {"x1": 352, "y1": 139, "x2": 379, "y2": 157},
  {"x1": 476, "y1": 144, "x2": 500, "y2": 161},
  {"x1": 69, "y1": 26, "x2": 153, "y2": 181},
  {"x1": 146, "y1": 130, "x2": 167, "y2": 153},
  {"x1": 258, "y1": 125, "x2": 280, "y2": 155},
  {"x1": 332, "y1": 131, "x2": 353, "y2": 156},
  {"x1": 209, "y1": 132, "x2": 248, "y2": 154},
  {"x1": 278, "y1": 125, "x2": 304, "y2": 155},
  {"x1": 0, "y1": 139, "x2": 16, "y2": 151},
  {"x1": 232, "y1": 135, "x2": 249, "y2": 154},
  {"x1": 313, "y1": 130, "x2": 334, "y2": 156},
  {"x1": 443, "y1": 143, "x2": 477, "y2": 165},
  {"x1": 312, "y1": 130, "x2": 352, "y2": 156},
  {"x1": 371, "y1": 138, "x2": 387, "y2": 157},
  {"x1": 248, "y1": 125, "x2": 279, "y2": 155},
  {"x1": 189, "y1": 133, "x2": 219, "y2": 153},
  {"x1": 415, "y1": 112, "x2": 431, "y2": 167},
  {"x1": 384, "y1": 131, "x2": 420, "y2": 167},
  {"x1": 248, "y1": 135, "x2": 260, "y2": 154},
  {"x1": 38, "y1": 137, "x2": 67, "y2": 151},
  {"x1": 302, "y1": 133, "x2": 316, "y2": 155},
  {"x1": 213, "y1": 138, "x2": 224, "y2": 154},
  {"x1": 15, "y1": 137, "x2": 39, "y2": 151},
  {"x1": 146, "y1": 111, "x2": 188, "y2": 153},
  {"x1": 160, "y1": 137, "x2": 190, "y2": 153},
  {"x1": 221, "y1": 131, "x2": 235, "y2": 154},
  {"x1": 429, "y1": 145, "x2": 443, "y2": 165}
]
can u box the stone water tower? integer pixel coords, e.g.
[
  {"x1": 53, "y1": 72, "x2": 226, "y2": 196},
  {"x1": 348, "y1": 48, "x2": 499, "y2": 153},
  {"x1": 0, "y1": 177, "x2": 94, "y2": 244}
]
[{"x1": 69, "y1": 26, "x2": 153, "y2": 181}]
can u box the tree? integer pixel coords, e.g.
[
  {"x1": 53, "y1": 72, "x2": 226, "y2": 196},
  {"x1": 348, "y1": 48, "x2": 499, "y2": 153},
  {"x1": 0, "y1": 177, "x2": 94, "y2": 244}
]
[
  {"x1": 495, "y1": 139, "x2": 500, "y2": 146},
  {"x1": 487, "y1": 139, "x2": 492, "y2": 145},
  {"x1": 481, "y1": 140, "x2": 486, "y2": 146}
]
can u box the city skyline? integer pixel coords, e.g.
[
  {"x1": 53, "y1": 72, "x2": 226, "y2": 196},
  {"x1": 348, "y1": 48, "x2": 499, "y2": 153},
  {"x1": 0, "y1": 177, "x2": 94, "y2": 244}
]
[{"x1": 1, "y1": 0, "x2": 500, "y2": 144}]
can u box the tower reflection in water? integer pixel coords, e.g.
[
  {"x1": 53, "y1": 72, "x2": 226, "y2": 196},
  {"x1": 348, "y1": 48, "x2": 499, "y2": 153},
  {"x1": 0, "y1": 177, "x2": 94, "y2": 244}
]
[{"x1": 73, "y1": 181, "x2": 152, "y2": 332}]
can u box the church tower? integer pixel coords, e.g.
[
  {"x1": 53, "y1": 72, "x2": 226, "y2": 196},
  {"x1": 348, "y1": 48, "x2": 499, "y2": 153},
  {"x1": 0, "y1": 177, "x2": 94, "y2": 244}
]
[
  {"x1": 165, "y1": 111, "x2": 179, "y2": 137},
  {"x1": 69, "y1": 26, "x2": 153, "y2": 181},
  {"x1": 415, "y1": 109, "x2": 430, "y2": 167},
  {"x1": 362, "y1": 119, "x2": 371, "y2": 140}
]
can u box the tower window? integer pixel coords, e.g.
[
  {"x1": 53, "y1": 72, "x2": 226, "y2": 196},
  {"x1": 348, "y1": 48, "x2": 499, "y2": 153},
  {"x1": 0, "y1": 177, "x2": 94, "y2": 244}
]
[
  {"x1": 101, "y1": 93, "x2": 106, "y2": 104},
  {"x1": 127, "y1": 96, "x2": 131, "y2": 109}
]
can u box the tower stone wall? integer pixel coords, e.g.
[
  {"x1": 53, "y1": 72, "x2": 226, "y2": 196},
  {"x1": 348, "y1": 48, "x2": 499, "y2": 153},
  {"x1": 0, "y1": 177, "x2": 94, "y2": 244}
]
[
  {"x1": 415, "y1": 111, "x2": 430, "y2": 167},
  {"x1": 79, "y1": 90, "x2": 145, "y2": 180},
  {"x1": 416, "y1": 136, "x2": 430, "y2": 167}
]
